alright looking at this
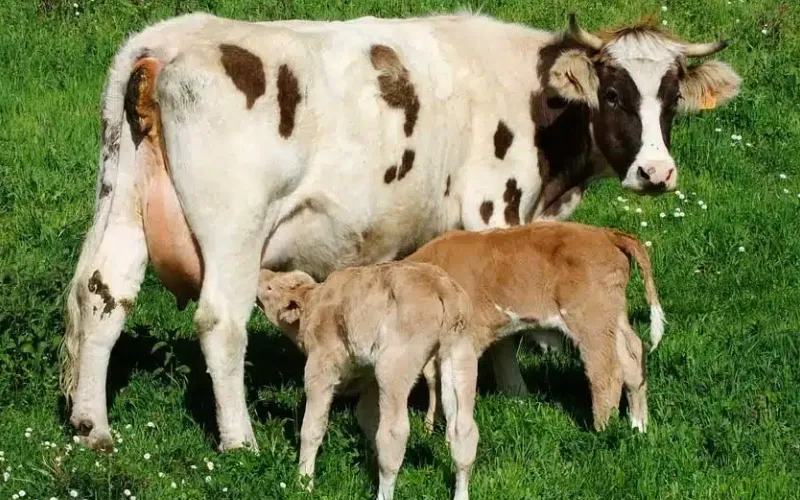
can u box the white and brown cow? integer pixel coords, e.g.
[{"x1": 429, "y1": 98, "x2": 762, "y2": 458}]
[{"x1": 61, "y1": 11, "x2": 740, "y2": 451}]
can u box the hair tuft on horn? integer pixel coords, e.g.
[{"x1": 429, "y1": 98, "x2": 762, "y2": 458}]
[{"x1": 568, "y1": 13, "x2": 604, "y2": 51}]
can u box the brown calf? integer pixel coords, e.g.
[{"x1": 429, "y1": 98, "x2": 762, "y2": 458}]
[
  {"x1": 406, "y1": 221, "x2": 664, "y2": 433},
  {"x1": 256, "y1": 262, "x2": 478, "y2": 500}
]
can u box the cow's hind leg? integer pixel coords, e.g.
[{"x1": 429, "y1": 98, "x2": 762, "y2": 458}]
[{"x1": 65, "y1": 202, "x2": 148, "y2": 450}]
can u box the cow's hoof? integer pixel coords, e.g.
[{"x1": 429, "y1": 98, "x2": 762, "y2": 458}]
[
  {"x1": 70, "y1": 417, "x2": 114, "y2": 452},
  {"x1": 81, "y1": 430, "x2": 115, "y2": 452},
  {"x1": 217, "y1": 437, "x2": 259, "y2": 453}
]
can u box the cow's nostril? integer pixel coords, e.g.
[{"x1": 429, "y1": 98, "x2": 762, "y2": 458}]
[
  {"x1": 637, "y1": 166, "x2": 651, "y2": 181},
  {"x1": 665, "y1": 168, "x2": 675, "y2": 181}
]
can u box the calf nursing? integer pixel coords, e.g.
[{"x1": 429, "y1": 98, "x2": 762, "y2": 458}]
[
  {"x1": 256, "y1": 262, "x2": 478, "y2": 500},
  {"x1": 407, "y1": 221, "x2": 664, "y2": 432}
]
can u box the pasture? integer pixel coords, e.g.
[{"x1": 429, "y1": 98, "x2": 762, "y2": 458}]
[{"x1": 1, "y1": 0, "x2": 799, "y2": 498}]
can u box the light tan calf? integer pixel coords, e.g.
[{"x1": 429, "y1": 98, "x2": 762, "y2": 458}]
[
  {"x1": 256, "y1": 262, "x2": 478, "y2": 500},
  {"x1": 406, "y1": 221, "x2": 664, "y2": 433}
]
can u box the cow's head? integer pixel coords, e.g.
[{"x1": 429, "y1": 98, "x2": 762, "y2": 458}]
[{"x1": 548, "y1": 15, "x2": 741, "y2": 192}]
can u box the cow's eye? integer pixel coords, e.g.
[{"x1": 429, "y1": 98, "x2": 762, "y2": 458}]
[{"x1": 604, "y1": 88, "x2": 620, "y2": 107}]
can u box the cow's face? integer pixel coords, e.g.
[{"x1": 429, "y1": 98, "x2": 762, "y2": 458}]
[{"x1": 548, "y1": 16, "x2": 741, "y2": 193}]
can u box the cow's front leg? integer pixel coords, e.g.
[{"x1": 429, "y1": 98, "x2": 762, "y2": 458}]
[{"x1": 487, "y1": 336, "x2": 529, "y2": 396}]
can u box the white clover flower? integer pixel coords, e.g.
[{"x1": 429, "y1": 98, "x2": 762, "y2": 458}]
[
  {"x1": 72, "y1": 2, "x2": 78, "y2": 7},
  {"x1": 117, "y1": 438, "x2": 122, "y2": 444},
  {"x1": 131, "y1": 497, "x2": 136, "y2": 500},
  {"x1": 146, "y1": 422, "x2": 155, "y2": 428},
  {"x1": 222, "y1": 488, "x2": 228, "y2": 493},
  {"x1": 190, "y1": 465, "x2": 198, "y2": 470},
  {"x1": 662, "y1": 20, "x2": 668, "y2": 25},
  {"x1": 158, "y1": 472, "x2": 165, "y2": 478},
  {"x1": 3, "y1": 471, "x2": 9, "y2": 482},
  {"x1": 280, "y1": 482, "x2": 287, "y2": 489},
  {"x1": 745, "y1": 142, "x2": 752, "y2": 147},
  {"x1": 205, "y1": 476, "x2": 212, "y2": 483},
  {"x1": 701, "y1": 205, "x2": 708, "y2": 210},
  {"x1": 779, "y1": 173, "x2": 787, "y2": 179},
  {"x1": 678, "y1": 193, "x2": 686, "y2": 200},
  {"x1": 207, "y1": 461, "x2": 214, "y2": 471},
  {"x1": 659, "y1": 212, "x2": 666, "y2": 218},
  {"x1": 714, "y1": 128, "x2": 722, "y2": 133},
  {"x1": 123, "y1": 490, "x2": 131, "y2": 497},
  {"x1": 70, "y1": 491, "x2": 78, "y2": 498},
  {"x1": 761, "y1": 29, "x2": 768, "y2": 35},
  {"x1": 143, "y1": 453, "x2": 151, "y2": 460},
  {"x1": 661, "y1": 5, "x2": 667, "y2": 11},
  {"x1": 50, "y1": 497, "x2": 58, "y2": 500},
  {"x1": 18, "y1": 490, "x2": 25, "y2": 497},
  {"x1": 24, "y1": 433, "x2": 31, "y2": 438},
  {"x1": 72, "y1": 436, "x2": 80, "y2": 444},
  {"x1": 738, "y1": 246, "x2": 745, "y2": 252},
  {"x1": 783, "y1": 188, "x2": 790, "y2": 194},
  {"x1": 623, "y1": 206, "x2": 630, "y2": 211},
  {"x1": 13, "y1": 494, "x2": 19, "y2": 499},
  {"x1": 634, "y1": 207, "x2": 643, "y2": 213},
  {"x1": 113, "y1": 448, "x2": 119, "y2": 453},
  {"x1": 640, "y1": 221, "x2": 648, "y2": 227},
  {"x1": 170, "y1": 482, "x2": 177, "y2": 489},
  {"x1": 25, "y1": 428, "x2": 32, "y2": 433},
  {"x1": 644, "y1": 241, "x2": 652, "y2": 247}
]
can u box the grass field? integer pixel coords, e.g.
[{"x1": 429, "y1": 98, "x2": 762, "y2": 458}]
[{"x1": 2, "y1": 0, "x2": 800, "y2": 498}]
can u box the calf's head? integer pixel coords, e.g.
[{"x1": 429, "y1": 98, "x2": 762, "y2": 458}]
[
  {"x1": 548, "y1": 15, "x2": 741, "y2": 192},
  {"x1": 256, "y1": 269, "x2": 316, "y2": 332}
]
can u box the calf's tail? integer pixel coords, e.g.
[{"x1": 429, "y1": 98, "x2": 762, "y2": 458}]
[{"x1": 609, "y1": 230, "x2": 665, "y2": 352}]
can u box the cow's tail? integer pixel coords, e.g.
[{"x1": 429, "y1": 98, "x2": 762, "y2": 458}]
[
  {"x1": 609, "y1": 230, "x2": 665, "y2": 352},
  {"x1": 58, "y1": 21, "x2": 182, "y2": 401}
]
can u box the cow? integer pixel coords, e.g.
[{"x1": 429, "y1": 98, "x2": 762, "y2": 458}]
[
  {"x1": 60, "y1": 11, "x2": 741, "y2": 451},
  {"x1": 256, "y1": 265, "x2": 477, "y2": 500},
  {"x1": 405, "y1": 221, "x2": 663, "y2": 434}
]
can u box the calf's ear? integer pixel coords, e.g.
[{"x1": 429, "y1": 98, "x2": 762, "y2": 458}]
[
  {"x1": 678, "y1": 60, "x2": 741, "y2": 113},
  {"x1": 549, "y1": 49, "x2": 600, "y2": 107},
  {"x1": 279, "y1": 299, "x2": 302, "y2": 324}
]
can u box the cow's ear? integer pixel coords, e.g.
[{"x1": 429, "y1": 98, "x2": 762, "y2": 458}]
[
  {"x1": 678, "y1": 61, "x2": 741, "y2": 113},
  {"x1": 548, "y1": 49, "x2": 600, "y2": 107}
]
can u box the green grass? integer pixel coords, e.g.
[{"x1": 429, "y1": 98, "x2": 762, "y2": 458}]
[{"x1": 1, "y1": 0, "x2": 800, "y2": 498}]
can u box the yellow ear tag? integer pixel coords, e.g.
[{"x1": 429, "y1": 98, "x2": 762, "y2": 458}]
[{"x1": 699, "y1": 90, "x2": 717, "y2": 110}]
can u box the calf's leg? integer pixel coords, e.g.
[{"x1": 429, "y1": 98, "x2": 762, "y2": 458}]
[
  {"x1": 422, "y1": 358, "x2": 441, "y2": 433},
  {"x1": 440, "y1": 340, "x2": 479, "y2": 500},
  {"x1": 616, "y1": 317, "x2": 649, "y2": 432},
  {"x1": 374, "y1": 347, "x2": 427, "y2": 500},
  {"x1": 298, "y1": 358, "x2": 336, "y2": 491}
]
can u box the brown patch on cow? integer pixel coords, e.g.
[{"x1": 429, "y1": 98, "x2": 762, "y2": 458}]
[
  {"x1": 277, "y1": 64, "x2": 302, "y2": 138},
  {"x1": 479, "y1": 201, "x2": 494, "y2": 224},
  {"x1": 503, "y1": 178, "x2": 522, "y2": 226},
  {"x1": 528, "y1": 37, "x2": 597, "y2": 219},
  {"x1": 370, "y1": 45, "x2": 420, "y2": 137},
  {"x1": 444, "y1": 175, "x2": 451, "y2": 196},
  {"x1": 384, "y1": 166, "x2": 398, "y2": 184},
  {"x1": 99, "y1": 182, "x2": 112, "y2": 199},
  {"x1": 87, "y1": 270, "x2": 116, "y2": 318},
  {"x1": 118, "y1": 299, "x2": 134, "y2": 315},
  {"x1": 220, "y1": 44, "x2": 266, "y2": 110},
  {"x1": 397, "y1": 149, "x2": 415, "y2": 180},
  {"x1": 493, "y1": 121, "x2": 514, "y2": 160},
  {"x1": 541, "y1": 185, "x2": 584, "y2": 218}
]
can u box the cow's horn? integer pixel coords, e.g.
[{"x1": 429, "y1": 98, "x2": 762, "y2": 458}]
[
  {"x1": 682, "y1": 40, "x2": 729, "y2": 57},
  {"x1": 568, "y1": 14, "x2": 603, "y2": 51}
]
